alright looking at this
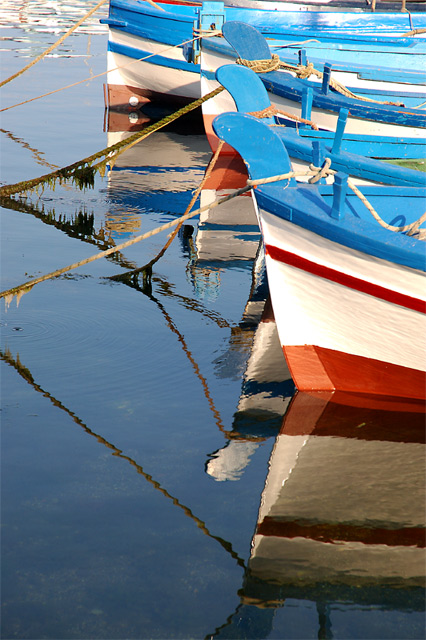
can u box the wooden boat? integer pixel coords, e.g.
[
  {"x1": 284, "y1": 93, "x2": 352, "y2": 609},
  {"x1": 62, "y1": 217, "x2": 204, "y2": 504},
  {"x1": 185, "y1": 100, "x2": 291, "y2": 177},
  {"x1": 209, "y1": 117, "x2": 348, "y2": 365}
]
[
  {"x1": 224, "y1": 0, "x2": 424, "y2": 11},
  {"x1": 203, "y1": 64, "x2": 426, "y2": 176},
  {"x1": 212, "y1": 112, "x2": 426, "y2": 400},
  {"x1": 201, "y1": 22, "x2": 426, "y2": 159},
  {"x1": 231, "y1": 389, "x2": 426, "y2": 628},
  {"x1": 100, "y1": 0, "x2": 426, "y2": 110}
]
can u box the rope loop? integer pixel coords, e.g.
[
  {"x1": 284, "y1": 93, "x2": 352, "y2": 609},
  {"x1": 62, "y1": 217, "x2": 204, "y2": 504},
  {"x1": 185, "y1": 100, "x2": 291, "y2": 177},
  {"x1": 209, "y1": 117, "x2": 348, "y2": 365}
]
[{"x1": 296, "y1": 61, "x2": 315, "y2": 80}]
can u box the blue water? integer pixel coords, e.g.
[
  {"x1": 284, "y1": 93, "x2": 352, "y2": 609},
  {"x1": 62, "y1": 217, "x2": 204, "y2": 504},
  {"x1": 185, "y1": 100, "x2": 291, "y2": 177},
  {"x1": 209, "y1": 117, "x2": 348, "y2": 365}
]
[{"x1": 1, "y1": 3, "x2": 425, "y2": 639}]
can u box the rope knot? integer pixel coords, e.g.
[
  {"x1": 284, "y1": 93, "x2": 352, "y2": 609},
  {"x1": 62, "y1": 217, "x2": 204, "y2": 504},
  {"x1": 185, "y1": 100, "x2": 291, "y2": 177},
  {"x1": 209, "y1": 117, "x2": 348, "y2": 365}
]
[
  {"x1": 236, "y1": 54, "x2": 281, "y2": 73},
  {"x1": 308, "y1": 158, "x2": 332, "y2": 183},
  {"x1": 296, "y1": 62, "x2": 315, "y2": 79}
]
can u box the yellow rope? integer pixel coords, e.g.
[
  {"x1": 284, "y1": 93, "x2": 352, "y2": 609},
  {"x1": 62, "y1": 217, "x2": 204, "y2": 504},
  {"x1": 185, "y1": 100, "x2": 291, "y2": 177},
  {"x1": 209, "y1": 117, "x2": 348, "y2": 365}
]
[
  {"x1": 0, "y1": 177, "x2": 252, "y2": 302},
  {"x1": 0, "y1": 85, "x2": 224, "y2": 198},
  {"x1": 4, "y1": 158, "x2": 424, "y2": 302},
  {"x1": 237, "y1": 53, "x2": 405, "y2": 107},
  {"x1": 248, "y1": 103, "x2": 319, "y2": 130},
  {"x1": 0, "y1": 33, "x2": 213, "y2": 114},
  {"x1": 401, "y1": 27, "x2": 426, "y2": 37},
  {"x1": 0, "y1": 0, "x2": 108, "y2": 89},
  {"x1": 248, "y1": 161, "x2": 426, "y2": 237}
]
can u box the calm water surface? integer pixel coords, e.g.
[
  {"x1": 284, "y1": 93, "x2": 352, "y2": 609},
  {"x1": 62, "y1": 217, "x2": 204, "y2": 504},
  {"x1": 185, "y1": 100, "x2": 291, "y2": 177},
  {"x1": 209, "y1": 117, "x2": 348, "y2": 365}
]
[{"x1": 1, "y1": 2, "x2": 425, "y2": 639}]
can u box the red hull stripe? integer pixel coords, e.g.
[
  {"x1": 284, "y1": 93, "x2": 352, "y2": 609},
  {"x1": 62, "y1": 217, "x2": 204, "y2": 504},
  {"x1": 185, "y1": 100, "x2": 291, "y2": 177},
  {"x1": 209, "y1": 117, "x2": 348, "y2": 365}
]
[
  {"x1": 265, "y1": 243, "x2": 426, "y2": 314},
  {"x1": 257, "y1": 517, "x2": 426, "y2": 548}
]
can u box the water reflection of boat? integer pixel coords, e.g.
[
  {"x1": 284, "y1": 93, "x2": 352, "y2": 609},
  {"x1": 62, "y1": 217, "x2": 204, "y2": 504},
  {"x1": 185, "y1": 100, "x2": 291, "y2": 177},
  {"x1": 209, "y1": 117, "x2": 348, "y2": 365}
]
[
  {"x1": 206, "y1": 244, "x2": 295, "y2": 482},
  {"x1": 212, "y1": 390, "x2": 425, "y2": 638},
  {"x1": 105, "y1": 115, "x2": 211, "y2": 238},
  {"x1": 193, "y1": 151, "x2": 261, "y2": 269},
  {"x1": 207, "y1": 295, "x2": 294, "y2": 482}
]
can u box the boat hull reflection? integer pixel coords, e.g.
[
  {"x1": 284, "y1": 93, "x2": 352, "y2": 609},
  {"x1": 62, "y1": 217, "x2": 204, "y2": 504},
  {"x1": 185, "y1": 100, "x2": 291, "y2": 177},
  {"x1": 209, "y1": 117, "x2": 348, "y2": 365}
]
[{"x1": 243, "y1": 391, "x2": 425, "y2": 606}]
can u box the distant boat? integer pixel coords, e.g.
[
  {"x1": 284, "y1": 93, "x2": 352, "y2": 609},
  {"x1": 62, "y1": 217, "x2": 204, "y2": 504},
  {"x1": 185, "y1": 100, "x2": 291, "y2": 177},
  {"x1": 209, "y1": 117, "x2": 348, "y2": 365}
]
[
  {"x1": 100, "y1": 0, "x2": 426, "y2": 110},
  {"x1": 213, "y1": 112, "x2": 426, "y2": 399}
]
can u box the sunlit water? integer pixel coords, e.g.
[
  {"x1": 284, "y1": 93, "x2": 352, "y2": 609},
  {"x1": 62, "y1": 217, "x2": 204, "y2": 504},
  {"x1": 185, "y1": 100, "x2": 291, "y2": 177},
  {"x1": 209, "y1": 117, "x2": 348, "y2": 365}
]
[{"x1": 1, "y1": 3, "x2": 425, "y2": 639}]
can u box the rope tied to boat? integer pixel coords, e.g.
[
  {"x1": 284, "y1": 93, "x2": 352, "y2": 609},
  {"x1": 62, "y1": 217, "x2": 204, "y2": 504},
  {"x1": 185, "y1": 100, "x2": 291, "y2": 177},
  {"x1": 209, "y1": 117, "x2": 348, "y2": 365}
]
[
  {"x1": 3, "y1": 156, "x2": 425, "y2": 304},
  {"x1": 308, "y1": 157, "x2": 332, "y2": 182},
  {"x1": 236, "y1": 54, "x2": 281, "y2": 73},
  {"x1": 247, "y1": 159, "x2": 426, "y2": 240},
  {"x1": 0, "y1": 173, "x2": 253, "y2": 303},
  {"x1": 281, "y1": 61, "x2": 405, "y2": 107},
  {"x1": 0, "y1": 85, "x2": 225, "y2": 198},
  {"x1": 401, "y1": 27, "x2": 426, "y2": 37},
  {"x1": 248, "y1": 103, "x2": 319, "y2": 130},
  {"x1": 236, "y1": 55, "x2": 405, "y2": 107}
]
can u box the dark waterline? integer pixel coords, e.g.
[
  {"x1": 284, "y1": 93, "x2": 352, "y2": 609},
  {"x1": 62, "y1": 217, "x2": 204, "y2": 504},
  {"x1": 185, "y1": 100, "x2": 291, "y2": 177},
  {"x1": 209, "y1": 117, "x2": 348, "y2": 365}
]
[{"x1": 1, "y1": 3, "x2": 425, "y2": 639}]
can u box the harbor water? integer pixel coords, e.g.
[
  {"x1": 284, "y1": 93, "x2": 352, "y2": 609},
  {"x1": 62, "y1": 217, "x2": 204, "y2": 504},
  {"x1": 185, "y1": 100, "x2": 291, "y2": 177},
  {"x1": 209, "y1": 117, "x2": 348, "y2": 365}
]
[{"x1": 1, "y1": 2, "x2": 425, "y2": 639}]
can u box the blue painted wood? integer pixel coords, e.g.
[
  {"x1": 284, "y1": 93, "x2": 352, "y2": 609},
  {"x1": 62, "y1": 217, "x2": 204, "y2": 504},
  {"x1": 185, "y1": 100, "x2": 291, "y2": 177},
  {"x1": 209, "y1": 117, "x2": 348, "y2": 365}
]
[
  {"x1": 301, "y1": 86, "x2": 313, "y2": 125},
  {"x1": 297, "y1": 130, "x2": 426, "y2": 159},
  {"x1": 212, "y1": 112, "x2": 426, "y2": 272},
  {"x1": 213, "y1": 109, "x2": 296, "y2": 187},
  {"x1": 108, "y1": 1, "x2": 426, "y2": 68},
  {"x1": 100, "y1": 17, "x2": 127, "y2": 27},
  {"x1": 222, "y1": 21, "x2": 272, "y2": 61},
  {"x1": 221, "y1": 22, "x2": 426, "y2": 129},
  {"x1": 311, "y1": 141, "x2": 326, "y2": 184},
  {"x1": 332, "y1": 109, "x2": 349, "y2": 155},
  {"x1": 322, "y1": 64, "x2": 332, "y2": 96},
  {"x1": 202, "y1": 35, "x2": 426, "y2": 93},
  {"x1": 216, "y1": 63, "x2": 273, "y2": 118},
  {"x1": 215, "y1": 64, "x2": 426, "y2": 177},
  {"x1": 108, "y1": 40, "x2": 199, "y2": 74},
  {"x1": 299, "y1": 49, "x2": 307, "y2": 67},
  {"x1": 331, "y1": 172, "x2": 348, "y2": 220},
  {"x1": 261, "y1": 71, "x2": 426, "y2": 128}
]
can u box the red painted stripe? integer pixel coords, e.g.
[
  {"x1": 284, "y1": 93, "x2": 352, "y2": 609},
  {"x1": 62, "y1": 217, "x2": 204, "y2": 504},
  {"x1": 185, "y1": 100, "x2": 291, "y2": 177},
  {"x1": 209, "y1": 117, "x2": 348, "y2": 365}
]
[
  {"x1": 265, "y1": 244, "x2": 426, "y2": 314},
  {"x1": 257, "y1": 517, "x2": 426, "y2": 548}
]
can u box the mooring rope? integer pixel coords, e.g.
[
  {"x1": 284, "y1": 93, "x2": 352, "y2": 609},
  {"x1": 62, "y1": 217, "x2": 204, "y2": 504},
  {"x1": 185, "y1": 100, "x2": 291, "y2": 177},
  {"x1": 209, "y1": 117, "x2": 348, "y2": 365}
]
[
  {"x1": 113, "y1": 140, "x2": 226, "y2": 279},
  {"x1": 0, "y1": 32, "x2": 217, "y2": 114},
  {"x1": 401, "y1": 27, "x2": 426, "y2": 37},
  {"x1": 236, "y1": 53, "x2": 406, "y2": 107},
  {"x1": 0, "y1": 176, "x2": 252, "y2": 303},
  {"x1": 0, "y1": 85, "x2": 224, "y2": 198},
  {"x1": 2, "y1": 159, "x2": 424, "y2": 303},
  {"x1": 248, "y1": 103, "x2": 319, "y2": 130},
  {"x1": 247, "y1": 161, "x2": 426, "y2": 238},
  {"x1": 0, "y1": 0, "x2": 108, "y2": 89},
  {"x1": 5, "y1": 156, "x2": 424, "y2": 304}
]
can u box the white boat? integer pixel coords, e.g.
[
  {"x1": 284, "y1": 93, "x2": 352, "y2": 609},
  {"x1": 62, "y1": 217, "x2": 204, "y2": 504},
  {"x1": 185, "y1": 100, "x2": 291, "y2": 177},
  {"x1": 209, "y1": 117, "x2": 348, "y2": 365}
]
[
  {"x1": 213, "y1": 112, "x2": 426, "y2": 399},
  {"x1": 101, "y1": 0, "x2": 426, "y2": 111}
]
